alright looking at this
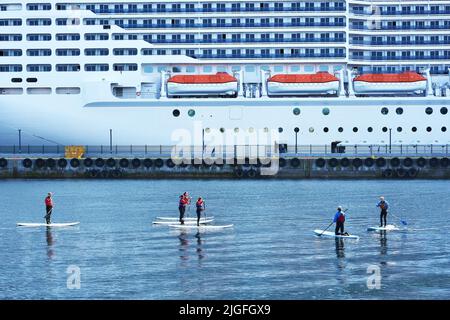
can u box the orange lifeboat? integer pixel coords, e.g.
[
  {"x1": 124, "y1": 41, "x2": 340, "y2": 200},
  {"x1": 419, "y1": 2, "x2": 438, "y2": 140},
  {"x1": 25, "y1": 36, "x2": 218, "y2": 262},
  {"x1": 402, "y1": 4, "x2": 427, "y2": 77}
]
[
  {"x1": 353, "y1": 72, "x2": 427, "y2": 93},
  {"x1": 267, "y1": 72, "x2": 339, "y2": 95},
  {"x1": 167, "y1": 72, "x2": 238, "y2": 97}
]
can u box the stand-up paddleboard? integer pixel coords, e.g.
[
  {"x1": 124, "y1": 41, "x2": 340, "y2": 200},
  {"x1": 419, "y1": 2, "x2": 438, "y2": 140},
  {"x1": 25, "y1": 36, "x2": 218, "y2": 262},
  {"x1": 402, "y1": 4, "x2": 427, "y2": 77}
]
[
  {"x1": 156, "y1": 216, "x2": 214, "y2": 221},
  {"x1": 367, "y1": 225, "x2": 400, "y2": 232},
  {"x1": 169, "y1": 224, "x2": 233, "y2": 230},
  {"x1": 17, "y1": 222, "x2": 80, "y2": 227},
  {"x1": 153, "y1": 219, "x2": 214, "y2": 225},
  {"x1": 314, "y1": 229, "x2": 359, "y2": 239}
]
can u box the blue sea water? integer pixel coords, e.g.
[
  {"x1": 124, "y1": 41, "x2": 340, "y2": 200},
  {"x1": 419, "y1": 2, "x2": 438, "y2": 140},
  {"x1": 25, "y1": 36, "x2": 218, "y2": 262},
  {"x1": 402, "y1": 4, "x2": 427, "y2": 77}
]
[{"x1": 0, "y1": 179, "x2": 449, "y2": 299}]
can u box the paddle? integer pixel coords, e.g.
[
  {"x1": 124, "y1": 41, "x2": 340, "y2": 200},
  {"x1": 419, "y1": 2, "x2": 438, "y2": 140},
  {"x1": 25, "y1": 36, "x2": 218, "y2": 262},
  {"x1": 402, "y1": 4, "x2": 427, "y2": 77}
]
[
  {"x1": 318, "y1": 208, "x2": 348, "y2": 236},
  {"x1": 389, "y1": 212, "x2": 408, "y2": 225}
]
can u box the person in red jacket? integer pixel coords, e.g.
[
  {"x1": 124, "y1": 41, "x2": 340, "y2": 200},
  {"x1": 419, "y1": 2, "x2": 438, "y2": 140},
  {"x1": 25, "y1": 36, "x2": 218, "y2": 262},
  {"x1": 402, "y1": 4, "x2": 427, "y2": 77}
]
[
  {"x1": 178, "y1": 195, "x2": 189, "y2": 225},
  {"x1": 195, "y1": 197, "x2": 205, "y2": 226},
  {"x1": 44, "y1": 192, "x2": 53, "y2": 224}
]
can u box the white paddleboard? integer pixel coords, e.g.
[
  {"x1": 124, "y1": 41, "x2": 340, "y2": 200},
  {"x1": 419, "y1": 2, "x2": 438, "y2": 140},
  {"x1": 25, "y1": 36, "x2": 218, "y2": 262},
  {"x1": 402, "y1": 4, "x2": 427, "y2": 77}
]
[
  {"x1": 367, "y1": 225, "x2": 399, "y2": 232},
  {"x1": 17, "y1": 222, "x2": 80, "y2": 227},
  {"x1": 156, "y1": 216, "x2": 213, "y2": 221},
  {"x1": 314, "y1": 229, "x2": 359, "y2": 239},
  {"x1": 153, "y1": 219, "x2": 214, "y2": 225},
  {"x1": 169, "y1": 224, "x2": 234, "y2": 230}
]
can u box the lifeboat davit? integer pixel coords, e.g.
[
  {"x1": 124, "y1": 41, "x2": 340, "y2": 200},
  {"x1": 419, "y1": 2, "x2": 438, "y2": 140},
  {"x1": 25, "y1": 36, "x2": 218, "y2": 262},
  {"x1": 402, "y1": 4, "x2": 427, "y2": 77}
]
[
  {"x1": 167, "y1": 72, "x2": 238, "y2": 97},
  {"x1": 353, "y1": 72, "x2": 427, "y2": 93},
  {"x1": 267, "y1": 72, "x2": 340, "y2": 95}
]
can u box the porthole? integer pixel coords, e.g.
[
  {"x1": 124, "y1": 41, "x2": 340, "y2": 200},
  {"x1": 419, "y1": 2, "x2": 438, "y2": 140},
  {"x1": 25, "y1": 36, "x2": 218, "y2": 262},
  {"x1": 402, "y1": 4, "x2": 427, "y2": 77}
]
[
  {"x1": 396, "y1": 107, "x2": 403, "y2": 115},
  {"x1": 322, "y1": 108, "x2": 330, "y2": 115},
  {"x1": 426, "y1": 126, "x2": 432, "y2": 132},
  {"x1": 249, "y1": 127, "x2": 255, "y2": 133},
  {"x1": 425, "y1": 107, "x2": 433, "y2": 115},
  {"x1": 294, "y1": 127, "x2": 299, "y2": 133},
  {"x1": 338, "y1": 127, "x2": 343, "y2": 133},
  {"x1": 278, "y1": 127, "x2": 283, "y2": 133},
  {"x1": 309, "y1": 127, "x2": 314, "y2": 133},
  {"x1": 382, "y1": 127, "x2": 388, "y2": 132},
  {"x1": 234, "y1": 128, "x2": 239, "y2": 133},
  {"x1": 367, "y1": 127, "x2": 373, "y2": 132},
  {"x1": 220, "y1": 127, "x2": 225, "y2": 133},
  {"x1": 172, "y1": 109, "x2": 180, "y2": 117},
  {"x1": 323, "y1": 127, "x2": 329, "y2": 133},
  {"x1": 381, "y1": 107, "x2": 389, "y2": 115},
  {"x1": 441, "y1": 107, "x2": 448, "y2": 115},
  {"x1": 11, "y1": 78, "x2": 22, "y2": 83},
  {"x1": 397, "y1": 127, "x2": 402, "y2": 132},
  {"x1": 264, "y1": 127, "x2": 269, "y2": 133},
  {"x1": 442, "y1": 127, "x2": 447, "y2": 132},
  {"x1": 188, "y1": 109, "x2": 195, "y2": 117},
  {"x1": 293, "y1": 108, "x2": 301, "y2": 115},
  {"x1": 205, "y1": 128, "x2": 211, "y2": 133},
  {"x1": 352, "y1": 127, "x2": 358, "y2": 133},
  {"x1": 26, "y1": 78, "x2": 37, "y2": 83},
  {"x1": 412, "y1": 127, "x2": 417, "y2": 132}
]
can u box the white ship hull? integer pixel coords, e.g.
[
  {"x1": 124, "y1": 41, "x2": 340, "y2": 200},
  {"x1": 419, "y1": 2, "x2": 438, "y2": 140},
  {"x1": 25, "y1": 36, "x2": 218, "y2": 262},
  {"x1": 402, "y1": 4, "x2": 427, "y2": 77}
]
[
  {"x1": 354, "y1": 81, "x2": 427, "y2": 93},
  {"x1": 167, "y1": 82, "x2": 238, "y2": 96},
  {"x1": 267, "y1": 81, "x2": 340, "y2": 95}
]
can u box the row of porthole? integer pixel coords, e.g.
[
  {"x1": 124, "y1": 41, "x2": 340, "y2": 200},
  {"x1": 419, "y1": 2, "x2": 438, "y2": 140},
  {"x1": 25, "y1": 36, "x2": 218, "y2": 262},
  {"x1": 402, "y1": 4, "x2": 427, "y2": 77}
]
[
  {"x1": 292, "y1": 107, "x2": 449, "y2": 116},
  {"x1": 172, "y1": 107, "x2": 449, "y2": 118},
  {"x1": 315, "y1": 157, "x2": 450, "y2": 168},
  {"x1": 197, "y1": 126, "x2": 447, "y2": 134}
]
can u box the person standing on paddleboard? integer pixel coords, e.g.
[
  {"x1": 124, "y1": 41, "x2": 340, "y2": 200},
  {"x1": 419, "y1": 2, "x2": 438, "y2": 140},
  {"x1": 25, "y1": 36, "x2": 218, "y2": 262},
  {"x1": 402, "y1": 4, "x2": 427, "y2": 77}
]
[
  {"x1": 333, "y1": 206, "x2": 346, "y2": 235},
  {"x1": 195, "y1": 197, "x2": 205, "y2": 226},
  {"x1": 178, "y1": 195, "x2": 189, "y2": 225},
  {"x1": 44, "y1": 192, "x2": 53, "y2": 224},
  {"x1": 376, "y1": 196, "x2": 389, "y2": 227}
]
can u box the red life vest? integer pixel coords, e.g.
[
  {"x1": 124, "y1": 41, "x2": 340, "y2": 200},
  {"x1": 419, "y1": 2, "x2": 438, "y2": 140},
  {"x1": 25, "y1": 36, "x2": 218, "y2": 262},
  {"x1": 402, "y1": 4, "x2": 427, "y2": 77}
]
[
  {"x1": 179, "y1": 197, "x2": 188, "y2": 207},
  {"x1": 196, "y1": 200, "x2": 204, "y2": 209},
  {"x1": 379, "y1": 202, "x2": 386, "y2": 210},
  {"x1": 45, "y1": 196, "x2": 53, "y2": 207},
  {"x1": 338, "y1": 213, "x2": 345, "y2": 223}
]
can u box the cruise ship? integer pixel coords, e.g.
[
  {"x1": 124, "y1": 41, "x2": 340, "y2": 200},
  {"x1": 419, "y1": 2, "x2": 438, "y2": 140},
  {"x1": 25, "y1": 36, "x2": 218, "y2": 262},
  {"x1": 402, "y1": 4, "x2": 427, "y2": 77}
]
[{"x1": 0, "y1": 0, "x2": 449, "y2": 147}]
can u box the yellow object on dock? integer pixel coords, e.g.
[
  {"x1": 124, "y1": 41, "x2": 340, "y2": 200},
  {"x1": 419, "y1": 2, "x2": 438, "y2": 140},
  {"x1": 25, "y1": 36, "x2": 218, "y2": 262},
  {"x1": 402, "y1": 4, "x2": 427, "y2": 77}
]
[{"x1": 65, "y1": 146, "x2": 85, "y2": 159}]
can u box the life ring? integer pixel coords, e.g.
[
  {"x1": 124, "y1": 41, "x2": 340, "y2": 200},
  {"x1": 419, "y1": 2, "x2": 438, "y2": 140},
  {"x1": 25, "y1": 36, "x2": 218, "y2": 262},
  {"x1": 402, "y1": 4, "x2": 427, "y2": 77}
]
[
  {"x1": 316, "y1": 158, "x2": 326, "y2": 168},
  {"x1": 328, "y1": 158, "x2": 339, "y2": 168},
  {"x1": 46, "y1": 158, "x2": 56, "y2": 168},
  {"x1": 22, "y1": 158, "x2": 33, "y2": 168},
  {"x1": 376, "y1": 157, "x2": 386, "y2": 168},
  {"x1": 132, "y1": 158, "x2": 142, "y2": 168},
  {"x1": 403, "y1": 157, "x2": 413, "y2": 168},
  {"x1": 416, "y1": 157, "x2": 427, "y2": 167},
  {"x1": 35, "y1": 158, "x2": 45, "y2": 169},
  {"x1": 106, "y1": 158, "x2": 116, "y2": 168},
  {"x1": 119, "y1": 158, "x2": 129, "y2": 168},
  {"x1": 364, "y1": 158, "x2": 375, "y2": 167},
  {"x1": 95, "y1": 158, "x2": 105, "y2": 167},
  {"x1": 340, "y1": 158, "x2": 350, "y2": 167},
  {"x1": 143, "y1": 158, "x2": 153, "y2": 168},
  {"x1": 154, "y1": 158, "x2": 164, "y2": 168},
  {"x1": 136, "y1": 91, "x2": 141, "y2": 96},
  {"x1": 84, "y1": 158, "x2": 93, "y2": 167},
  {"x1": 429, "y1": 157, "x2": 439, "y2": 168},
  {"x1": 352, "y1": 158, "x2": 363, "y2": 168},
  {"x1": 57, "y1": 158, "x2": 68, "y2": 168},
  {"x1": 390, "y1": 157, "x2": 400, "y2": 168},
  {"x1": 70, "y1": 158, "x2": 80, "y2": 168}
]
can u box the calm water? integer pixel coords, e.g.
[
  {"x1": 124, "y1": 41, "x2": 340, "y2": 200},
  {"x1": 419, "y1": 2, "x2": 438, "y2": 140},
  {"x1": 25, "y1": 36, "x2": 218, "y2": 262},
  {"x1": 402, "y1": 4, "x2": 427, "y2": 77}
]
[{"x1": 0, "y1": 179, "x2": 449, "y2": 300}]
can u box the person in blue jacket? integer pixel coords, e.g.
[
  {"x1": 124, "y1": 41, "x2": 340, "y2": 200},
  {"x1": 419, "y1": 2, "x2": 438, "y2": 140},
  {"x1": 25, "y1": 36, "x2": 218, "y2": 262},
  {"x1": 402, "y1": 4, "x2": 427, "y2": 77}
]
[
  {"x1": 376, "y1": 196, "x2": 389, "y2": 227},
  {"x1": 333, "y1": 206, "x2": 346, "y2": 235}
]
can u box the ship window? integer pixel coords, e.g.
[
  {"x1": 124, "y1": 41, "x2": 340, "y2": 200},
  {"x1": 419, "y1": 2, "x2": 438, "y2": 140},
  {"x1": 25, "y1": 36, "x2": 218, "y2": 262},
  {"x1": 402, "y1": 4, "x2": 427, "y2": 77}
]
[
  {"x1": 56, "y1": 87, "x2": 81, "y2": 94},
  {"x1": 26, "y1": 64, "x2": 51, "y2": 72},
  {"x1": 323, "y1": 127, "x2": 329, "y2": 133},
  {"x1": 273, "y1": 66, "x2": 283, "y2": 73},
  {"x1": 26, "y1": 78, "x2": 37, "y2": 83},
  {"x1": 27, "y1": 87, "x2": 51, "y2": 95},
  {"x1": 309, "y1": 127, "x2": 314, "y2": 133},
  {"x1": 412, "y1": 127, "x2": 417, "y2": 132},
  {"x1": 0, "y1": 64, "x2": 22, "y2": 72},
  {"x1": 293, "y1": 108, "x2": 300, "y2": 115},
  {"x1": 249, "y1": 127, "x2": 255, "y2": 133},
  {"x1": 290, "y1": 66, "x2": 300, "y2": 72},
  {"x1": 278, "y1": 127, "x2": 283, "y2": 133},
  {"x1": 440, "y1": 107, "x2": 448, "y2": 115},
  {"x1": 425, "y1": 107, "x2": 433, "y2": 115},
  {"x1": 188, "y1": 109, "x2": 195, "y2": 117},
  {"x1": 396, "y1": 107, "x2": 403, "y2": 115},
  {"x1": 203, "y1": 66, "x2": 212, "y2": 73},
  {"x1": 234, "y1": 128, "x2": 239, "y2": 133},
  {"x1": 442, "y1": 127, "x2": 447, "y2": 132},
  {"x1": 143, "y1": 66, "x2": 153, "y2": 73},
  {"x1": 85, "y1": 64, "x2": 109, "y2": 72},
  {"x1": 397, "y1": 127, "x2": 403, "y2": 132},
  {"x1": 382, "y1": 127, "x2": 388, "y2": 132},
  {"x1": 158, "y1": 66, "x2": 167, "y2": 72},
  {"x1": 294, "y1": 127, "x2": 300, "y2": 133},
  {"x1": 172, "y1": 67, "x2": 181, "y2": 73},
  {"x1": 245, "y1": 66, "x2": 255, "y2": 72},
  {"x1": 381, "y1": 107, "x2": 389, "y2": 115},
  {"x1": 172, "y1": 109, "x2": 180, "y2": 117},
  {"x1": 231, "y1": 66, "x2": 241, "y2": 72},
  {"x1": 426, "y1": 127, "x2": 432, "y2": 132},
  {"x1": 304, "y1": 65, "x2": 314, "y2": 72},
  {"x1": 217, "y1": 66, "x2": 227, "y2": 72},
  {"x1": 56, "y1": 64, "x2": 80, "y2": 72},
  {"x1": 322, "y1": 108, "x2": 330, "y2": 115},
  {"x1": 338, "y1": 127, "x2": 343, "y2": 132},
  {"x1": 319, "y1": 65, "x2": 329, "y2": 72},
  {"x1": 186, "y1": 66, "x2": 195, "y2": 73},
  {"x1": 220, "y1": 128, "x2": 225, "y2": 133},
  {"x1": 11, "y1": 78, "x2": 22, "y2": 83},
  {"x1": 353, "y1": 127, "x2": 358, "y2": 132},
  {"x1": 367, "y1": 127, "x2": 373, "y2": 132}
]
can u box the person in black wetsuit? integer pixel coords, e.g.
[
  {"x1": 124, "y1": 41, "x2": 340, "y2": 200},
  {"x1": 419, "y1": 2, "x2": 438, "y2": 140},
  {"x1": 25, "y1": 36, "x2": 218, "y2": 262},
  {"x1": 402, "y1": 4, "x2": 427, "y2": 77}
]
[{"x1": 376, "y1": 196, "x2": 389, "y2": 227}]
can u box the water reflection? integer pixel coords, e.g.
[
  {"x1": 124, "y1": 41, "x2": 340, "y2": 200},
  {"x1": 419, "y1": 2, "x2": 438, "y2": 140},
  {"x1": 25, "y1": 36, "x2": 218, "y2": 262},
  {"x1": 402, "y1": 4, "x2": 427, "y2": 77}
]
[
  {"x1": 195, "y1": 232, "x2": 205, "y2": 262},
  {"x1": 379, "y1": 231, "x2": 387, "y2": 256},
  {"x1": 178, "y1": 230, "x2": 189, "y2": 261},
  {"x1": 46, "y1": 227, "x2": 54, "y2": 259},
  {"x1": 335, "y1": 238, "x2": 345, "y2": 259}
]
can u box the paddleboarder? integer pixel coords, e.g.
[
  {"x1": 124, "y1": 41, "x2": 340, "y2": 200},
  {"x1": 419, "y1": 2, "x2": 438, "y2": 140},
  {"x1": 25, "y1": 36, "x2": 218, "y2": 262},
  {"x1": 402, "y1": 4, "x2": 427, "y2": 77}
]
[
  {"x1": 44, "y1": 192, "x2": 53, "y2": 224},
  {"x1": 376, "y1": 196, "x2": 389, "y2": 227},
  {"x1": 195, "y1": 197, "x2": 205, "y2": 226},
  {"x1": 333, "y1": 206, "x2": 346, "y2": 236},
  {"x1": 178, "y1": 195, "x2": 189, "y2": 225}
]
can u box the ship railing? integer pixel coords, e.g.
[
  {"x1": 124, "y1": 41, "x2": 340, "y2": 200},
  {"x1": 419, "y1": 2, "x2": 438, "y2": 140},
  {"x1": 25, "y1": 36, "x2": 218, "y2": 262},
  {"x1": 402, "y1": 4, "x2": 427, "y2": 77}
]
[{"x1": 0, "y1": 145, "x2": 449, "y2": 158}]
